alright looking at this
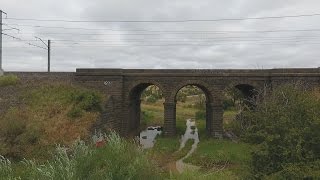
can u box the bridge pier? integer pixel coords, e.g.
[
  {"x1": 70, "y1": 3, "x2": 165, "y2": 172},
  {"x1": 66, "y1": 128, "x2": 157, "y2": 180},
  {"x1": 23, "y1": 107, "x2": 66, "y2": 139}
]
[
  {"x1": 163, "y1": 102, "x2": 176, "y2": 136},
  {"x1": 210, "y1": 103, "x2": 224, "y2": 138}
]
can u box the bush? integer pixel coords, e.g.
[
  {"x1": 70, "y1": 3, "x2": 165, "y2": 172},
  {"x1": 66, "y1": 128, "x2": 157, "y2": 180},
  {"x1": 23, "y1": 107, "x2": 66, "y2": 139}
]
[
  {"x1": 0, "y1": 75, "x2": 19, "y2": 87},
  {"x1": 66, "y1": 90, "x2": 102, "y2": 119},
  {"x1": 241, "y1": 85, "x2": 320, "y2": 177},
  {"x1": 70, "y1": 90, "x2": 102, "y2": 112}
]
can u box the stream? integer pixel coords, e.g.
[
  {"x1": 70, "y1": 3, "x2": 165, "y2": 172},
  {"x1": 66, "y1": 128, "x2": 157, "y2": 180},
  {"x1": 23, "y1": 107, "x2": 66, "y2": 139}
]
[
  {"x1": 139, "y1": 126, "x2": 162, "y2": 149},
  {"x1": 176, "y1": 119, "x2": 200, "y2": 173},
  {"x1": 139, "y1": 119, "x2": 200, "y2": 173}
]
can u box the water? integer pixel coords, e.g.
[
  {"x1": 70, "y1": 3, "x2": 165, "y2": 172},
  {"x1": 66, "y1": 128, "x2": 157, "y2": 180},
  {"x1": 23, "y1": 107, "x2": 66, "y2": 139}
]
[
  {"x1": 176, "y1": 118, "x2": 200, "y2": 173},
  {"x1": 138, "y1": 119, "x2": 200, "y2": 173},
  {"x1": 139, "y1": 126, "x2": 162, "y2": 149}
]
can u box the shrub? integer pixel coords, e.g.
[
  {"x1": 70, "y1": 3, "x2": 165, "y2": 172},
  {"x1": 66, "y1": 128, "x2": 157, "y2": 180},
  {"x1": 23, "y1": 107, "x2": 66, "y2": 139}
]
[
  {"x1": 70, "y1": 90, "x2": 102, "y2": 112},
  {"x1": 241, "y1": 85, "x2": 320, "y2": 177},
  {"x1": 0, "y1": 75, "x2": 19, "y2": 87},
  {"x1": 67, "y1": 90, "x2": 102, "y2": 119}
]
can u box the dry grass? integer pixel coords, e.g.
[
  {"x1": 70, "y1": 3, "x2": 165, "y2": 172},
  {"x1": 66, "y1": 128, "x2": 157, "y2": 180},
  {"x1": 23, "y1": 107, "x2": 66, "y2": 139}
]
[{"x1": 0, "y1": 83, "x2": 103, "y2": 160}]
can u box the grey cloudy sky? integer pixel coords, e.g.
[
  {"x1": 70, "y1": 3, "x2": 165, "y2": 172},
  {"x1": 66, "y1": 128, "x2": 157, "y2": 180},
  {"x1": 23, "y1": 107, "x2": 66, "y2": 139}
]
[{"x1": 1, "y1": 0, "x2": 320, "y2": 71}]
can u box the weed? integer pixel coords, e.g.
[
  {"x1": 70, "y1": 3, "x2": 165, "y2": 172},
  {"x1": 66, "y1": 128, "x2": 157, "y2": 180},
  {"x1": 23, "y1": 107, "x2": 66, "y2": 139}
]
[{"x1": 0, "y1": 75, "x2": 19, "y2": 87}]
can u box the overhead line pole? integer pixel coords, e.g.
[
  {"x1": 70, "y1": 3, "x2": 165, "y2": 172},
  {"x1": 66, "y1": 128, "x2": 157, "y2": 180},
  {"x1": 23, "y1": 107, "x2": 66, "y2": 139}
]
[
  {"x1": 0, "y1": 10, "x2": 7, "y2": 76},
  {"x1": 48, "y1": 40, "x2": 50, "y2": 72},
  {"x1": 35, "y1": 36, "x2": 50, "y2": 72}
]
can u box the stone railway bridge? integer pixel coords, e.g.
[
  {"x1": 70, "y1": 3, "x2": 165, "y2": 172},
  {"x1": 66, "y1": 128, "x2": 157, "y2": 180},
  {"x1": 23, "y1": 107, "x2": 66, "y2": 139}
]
[{"x1": 74, "y1": 68, "x2": 320, "y2": 137}]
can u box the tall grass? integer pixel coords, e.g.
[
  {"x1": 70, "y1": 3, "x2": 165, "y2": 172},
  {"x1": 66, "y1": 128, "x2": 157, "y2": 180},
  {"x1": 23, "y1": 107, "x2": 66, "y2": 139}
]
[
  {"x1": 0, "y1": 83, "x2": 103, "y2": 160},
  {"x1": 0, "y1": 132, "x2": 161, "y2": 180},
  {"x1": 0, "y1": 75, "x2": 19, "y2": 87}
]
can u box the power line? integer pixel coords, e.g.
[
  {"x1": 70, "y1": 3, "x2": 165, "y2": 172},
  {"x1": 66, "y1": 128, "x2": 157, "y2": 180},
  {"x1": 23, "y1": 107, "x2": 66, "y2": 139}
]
[
  {"x1": 5, "y1": 13, "x2": 320, "y2": 23},
  {"x1": 6, "y1": 23, "x2": 320, "y2": 35},
  {"x1": 2, "y1": 33, "x2": 47, "y2": 50},
  {"x1": 3, "y1": 35, "x2": 319, "y2": 41},
  {"x1": 6, "y1": 28, "x2": 320, "y2": 36}
]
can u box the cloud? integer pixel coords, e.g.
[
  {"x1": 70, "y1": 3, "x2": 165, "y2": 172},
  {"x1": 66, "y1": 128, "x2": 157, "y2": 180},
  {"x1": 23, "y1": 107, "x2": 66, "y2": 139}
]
[{"x1": 1, "y1": 0, "x2": 320, "y2": 71}]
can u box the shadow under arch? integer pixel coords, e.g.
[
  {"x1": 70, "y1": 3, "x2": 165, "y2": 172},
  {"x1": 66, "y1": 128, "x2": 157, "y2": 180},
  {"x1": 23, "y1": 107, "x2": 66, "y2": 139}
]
[
  {"x1": 234, "y1": 84, "x2": 257, "y2": 108},
  {"x1": 127, "y1": 82, "x2": 164, "y2": 134}
]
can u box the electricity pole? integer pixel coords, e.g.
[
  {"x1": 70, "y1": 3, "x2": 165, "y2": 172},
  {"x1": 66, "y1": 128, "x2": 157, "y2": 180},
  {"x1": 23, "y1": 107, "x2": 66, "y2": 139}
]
[
  {"x1": 35, "y1": 37, "x2": 51, "y2": 72},
  {"x1": 0, "y1": 10, "x2": 6, "y2": 76},
  {"x1": 48, "y1": 40, "x2": 50, "y2": 72}
]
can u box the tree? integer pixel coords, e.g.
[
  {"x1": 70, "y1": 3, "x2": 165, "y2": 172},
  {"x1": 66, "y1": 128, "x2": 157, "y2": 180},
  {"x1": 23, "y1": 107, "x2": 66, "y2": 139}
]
[{"x1": 242, "y1": 85, "x2": 320, "y2": 178}]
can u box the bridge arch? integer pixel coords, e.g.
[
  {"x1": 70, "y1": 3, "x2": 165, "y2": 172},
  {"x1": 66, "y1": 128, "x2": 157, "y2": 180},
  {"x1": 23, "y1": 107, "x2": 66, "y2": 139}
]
[
  {"x1": 163, "y1": 80, "x2": 224, "y2": 137},
  {"x1": 126, "y1": 80, "x2": 166, "y2": 134},
  {"x1": 227, "y1": 83, "x2": 258, "y2": 109}
]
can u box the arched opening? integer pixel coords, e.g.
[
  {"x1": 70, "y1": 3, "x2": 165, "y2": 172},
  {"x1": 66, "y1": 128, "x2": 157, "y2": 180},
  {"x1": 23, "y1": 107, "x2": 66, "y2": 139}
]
[
  {"x1": 234, "y1": 84, "x2": 257, "y2": 109},
  {"x1": 174, "y1": 85, "x2": 212, "y2": 136},
  {"x1": 128, "y1": 83, "x2": 164, "y2": 134},
  {"x1": 223, "y1": 84, "x2": 257, "y2": 136}
]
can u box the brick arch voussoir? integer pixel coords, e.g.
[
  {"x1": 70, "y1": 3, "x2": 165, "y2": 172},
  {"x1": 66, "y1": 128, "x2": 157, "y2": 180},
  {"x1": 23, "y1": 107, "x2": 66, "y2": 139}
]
[{"x1": 168, "y1": 80, "x2": 222, "y2": 104}]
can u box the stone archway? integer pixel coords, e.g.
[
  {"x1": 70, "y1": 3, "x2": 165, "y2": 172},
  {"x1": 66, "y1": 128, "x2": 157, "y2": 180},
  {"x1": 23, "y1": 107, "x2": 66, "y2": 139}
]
[
  {"x1": 164, "y1": 80, "x2": 223, "y2": 137},
  {"x1": 126, "y1": 81, "x2": 165, "y2": 134}
]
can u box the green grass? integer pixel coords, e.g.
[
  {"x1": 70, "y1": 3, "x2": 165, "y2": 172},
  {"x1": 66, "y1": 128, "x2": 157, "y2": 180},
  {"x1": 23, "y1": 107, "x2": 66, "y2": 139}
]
[
  {"x1": 141, "y1": 96, "x2": 251, "y2": 179},
  {"x1": 0, "y1": 83, "x2": 103, "y2": 161},
  {"x1": 183, "y1": 139, "x2": 253, "y2": 179},
  {"x1": 141, "y1": 97, "x2": 237, "y2": 137},
  {"x1": 0, "y1": 75, "x2": 19, "y2": 87},
  {"x1": 1, "y1": 133, "x2": 162, "y2": 180}
]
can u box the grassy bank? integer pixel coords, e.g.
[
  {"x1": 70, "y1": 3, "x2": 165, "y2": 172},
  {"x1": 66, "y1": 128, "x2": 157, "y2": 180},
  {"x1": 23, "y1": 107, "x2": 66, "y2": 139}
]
[{"x1": 0, "y1": 80, "x2": 104, "y2": 161}]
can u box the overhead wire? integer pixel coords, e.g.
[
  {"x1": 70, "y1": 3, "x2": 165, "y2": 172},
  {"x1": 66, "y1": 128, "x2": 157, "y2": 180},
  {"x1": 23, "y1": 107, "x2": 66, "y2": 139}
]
[{"x1": 5, "y1": 13, "x2": 320, "y2": 23}]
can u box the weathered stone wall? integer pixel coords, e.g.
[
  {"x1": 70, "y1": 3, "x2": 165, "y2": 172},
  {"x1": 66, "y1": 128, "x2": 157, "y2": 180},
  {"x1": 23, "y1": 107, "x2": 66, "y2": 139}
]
[{"x1": 75, "y1": 68, "x2": 320, "y2": 137}]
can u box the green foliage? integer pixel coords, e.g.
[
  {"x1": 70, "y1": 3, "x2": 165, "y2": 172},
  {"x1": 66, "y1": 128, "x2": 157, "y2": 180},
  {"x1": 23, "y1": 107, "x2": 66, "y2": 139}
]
[
  {"x1": 223, "y1": 98, "x2": 234, "y2": 110},
  {"x1": 68, "y1": 90, "x2": 102, "y2": 118},
  {"x1": 0, "y1": 75, "x2": 19, "y2": 87},
  {"x1": 70, "y1": 90, "x2": 102, "y2": 112},
  {"x1": 176, "y1": 85, "x2": 204, "y2": 103},
  {"x1": 0, "y1": 108, "x2": 27, "y2": 143},
  {"x1": 185, "y1": 139, "x2": 252, "y2": 169},
  {"x1": 0, "y1": 84, "x2": 103, "y2": 160},
  {"x1": 176, "y1": 92, "x2": 187, "y2": 102},
  {"x1": 194, "y1": 94, "x2": 205, "y2": 110},
  {"x1": 141, "y1": 85, "x2": 163, "y2": 102},
  {"x1": 241, "y1": 85, "x2": 320, "y2": 178},
  {"x1": 195, "y1": 110, "x2": 205, "y2": 120},
  {"x1": 140, "y1": 110, "x2": 155, "y2": 127},
  {"x1": 267, "y1": 161, "x2": 320, "y2": 179},
  {"x1": 67, "y1": 106, "x2": 84, "y2": 118},
  {"x1": 169, "y1": 169, "x2": 239, "y2": 180},
  {"x1": 0, "y1": 132, "x2": 161, "y2": 180},
  {"x1": 145, "y1": 95, "x2": 157, "y2": 103}
]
